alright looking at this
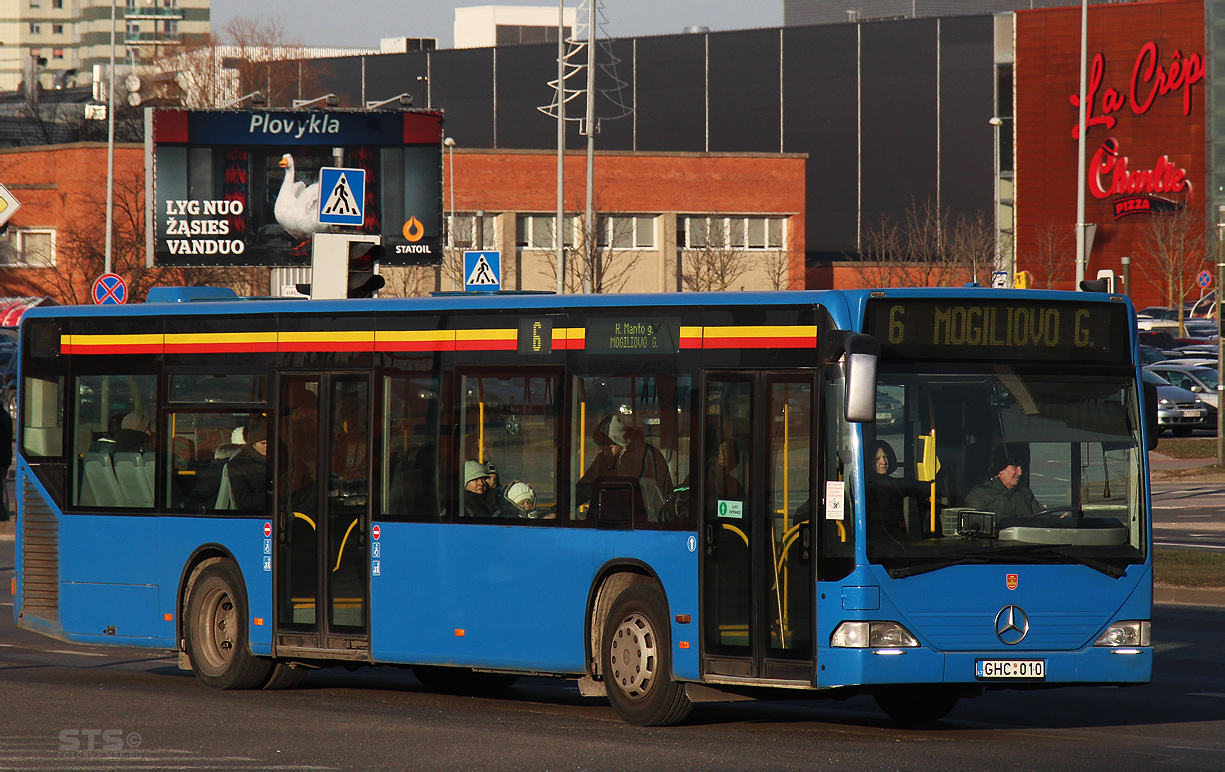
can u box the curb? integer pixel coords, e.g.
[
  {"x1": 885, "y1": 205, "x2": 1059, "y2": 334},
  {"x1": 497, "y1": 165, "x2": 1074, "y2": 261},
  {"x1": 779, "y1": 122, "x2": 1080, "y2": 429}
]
[{"x1": 1154, "y1": 585, "x2": 1225, "y2": 607}]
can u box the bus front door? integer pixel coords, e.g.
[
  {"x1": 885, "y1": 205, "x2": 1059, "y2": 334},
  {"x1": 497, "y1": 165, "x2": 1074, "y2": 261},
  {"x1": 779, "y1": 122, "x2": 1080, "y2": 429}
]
[
  {"x1": 701, "y1": 372, "x2": 816, "y2": 684},
  {"x1": 275, "y1": 373, "x2": 371, "y2": 658}
]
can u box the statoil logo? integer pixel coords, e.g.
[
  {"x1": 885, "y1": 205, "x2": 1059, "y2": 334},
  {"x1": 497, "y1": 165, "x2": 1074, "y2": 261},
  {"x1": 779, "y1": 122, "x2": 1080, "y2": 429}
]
[{"x1": 402, "y1": 216, "x2": 425, "y2": 242}]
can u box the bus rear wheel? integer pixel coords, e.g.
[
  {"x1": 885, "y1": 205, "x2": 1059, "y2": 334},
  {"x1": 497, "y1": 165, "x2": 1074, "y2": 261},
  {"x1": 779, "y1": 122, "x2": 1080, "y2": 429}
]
[
  {"x1": 184, "y1": 560, "x2": 272, "y2": 690},
  {"x1": 600, "y1": 584, "x2": 692, "y2": 726},
  {"x1": 873, "y1": 686, "x2": 961, "y2": 723}
]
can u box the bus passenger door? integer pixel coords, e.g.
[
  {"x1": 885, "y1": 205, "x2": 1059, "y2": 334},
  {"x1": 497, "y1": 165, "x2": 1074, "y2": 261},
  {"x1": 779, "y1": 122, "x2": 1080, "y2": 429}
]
[
  {"x1": 275, "y1": 373, "x2": 371, "y2": 657},
  {"x1": 701, "y1": 372, "x2": 815, "y2": 684}
]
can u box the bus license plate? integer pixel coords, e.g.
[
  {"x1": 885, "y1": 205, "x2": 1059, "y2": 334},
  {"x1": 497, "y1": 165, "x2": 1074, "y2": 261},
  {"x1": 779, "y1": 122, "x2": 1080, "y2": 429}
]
[{"x1": 975, "y1": 659, "x2": 1045, "y2": 680}]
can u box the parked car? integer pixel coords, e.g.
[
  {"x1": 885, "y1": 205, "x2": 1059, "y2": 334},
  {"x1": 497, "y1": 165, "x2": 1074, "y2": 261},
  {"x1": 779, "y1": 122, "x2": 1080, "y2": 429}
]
[
  {"x1": 1146, "y1": 364, "x2": 1219, "y2": 408},
  {"x1": 1139, "y1": 345, "x2": 1167, "y2": 366},
  {"x1": 1142, "y1": 369, "x2": 1209, "y2": 436}
]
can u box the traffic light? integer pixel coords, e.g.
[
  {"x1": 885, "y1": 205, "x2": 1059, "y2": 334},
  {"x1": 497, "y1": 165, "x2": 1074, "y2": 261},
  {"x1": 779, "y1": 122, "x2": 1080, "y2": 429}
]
[
  {"x1": 348, "y1": 242, "x2": 386, "y2": 298},
  {"x1": 302, "y1": 233, "x2": 384, "y2": 300}
]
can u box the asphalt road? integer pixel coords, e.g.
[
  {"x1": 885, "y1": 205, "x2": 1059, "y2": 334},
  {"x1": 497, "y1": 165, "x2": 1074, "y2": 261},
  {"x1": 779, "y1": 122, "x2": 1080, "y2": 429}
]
[
  {"x1": 2, "y1": 538, "x2": 1225, "y2": 768},
  {"x1": 1152, "y1": 480, "x2": 1225, "y2": 551}
]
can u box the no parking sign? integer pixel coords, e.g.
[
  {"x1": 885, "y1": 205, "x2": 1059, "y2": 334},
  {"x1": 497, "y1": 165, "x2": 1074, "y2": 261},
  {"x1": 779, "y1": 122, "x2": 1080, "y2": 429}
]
[{"x1": 92, "y1": 273, "x2": 128, "y2": 305}]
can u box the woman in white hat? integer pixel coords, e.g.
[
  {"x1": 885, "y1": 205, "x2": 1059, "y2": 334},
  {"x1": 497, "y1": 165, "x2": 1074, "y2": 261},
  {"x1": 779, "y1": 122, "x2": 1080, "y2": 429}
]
[{"x1": 462, "y1": 460, "x2": 497, "y2": 517}]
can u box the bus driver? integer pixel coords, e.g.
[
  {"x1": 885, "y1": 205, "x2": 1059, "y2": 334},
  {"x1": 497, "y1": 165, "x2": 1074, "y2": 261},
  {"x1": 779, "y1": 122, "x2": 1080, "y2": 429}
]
[{"x1": 964, "y1": 445, "x2": 1044, "y2": 519}]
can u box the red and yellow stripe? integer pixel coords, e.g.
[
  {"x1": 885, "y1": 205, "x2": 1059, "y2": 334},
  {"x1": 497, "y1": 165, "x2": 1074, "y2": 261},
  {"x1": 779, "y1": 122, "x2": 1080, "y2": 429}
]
[
  {"x1": 694, "y1": 325, "x2": 818, "y2": 349},
  {"x1": 61, "y1": 324, "x2": 817, "y2": 355}
]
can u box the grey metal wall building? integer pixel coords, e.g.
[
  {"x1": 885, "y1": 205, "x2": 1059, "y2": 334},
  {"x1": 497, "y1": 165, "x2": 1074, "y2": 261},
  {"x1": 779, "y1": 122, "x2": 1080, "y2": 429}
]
[
  {"x1": 293, "y1": 15, "x2": 999, "y2": 267},
  {"x1": 784, "y1": 0, "x2": 1130, "y2": 26}
]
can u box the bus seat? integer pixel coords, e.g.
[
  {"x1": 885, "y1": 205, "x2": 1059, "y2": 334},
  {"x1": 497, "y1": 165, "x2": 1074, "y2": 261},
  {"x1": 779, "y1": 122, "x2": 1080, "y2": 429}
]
[
  {"x1": 82, "y1": 452, "x2": 125, "y2": 508},
  {"x1": 114, "y1": 452, "x2": 154, "y2": 509},
  {"x1": 142, "y1": 452, "x2": 157, "y2": 504}
]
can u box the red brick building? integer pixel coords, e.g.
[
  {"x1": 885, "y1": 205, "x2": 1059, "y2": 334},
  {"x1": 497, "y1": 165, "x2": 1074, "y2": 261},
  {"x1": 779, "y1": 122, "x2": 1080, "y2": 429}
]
[
  {"x1": 0, "y1": 143, "x2": 807, "y2": 303},
  {"x1": 1015, "y1": 0, "x2": 1206, "y2": 308}
]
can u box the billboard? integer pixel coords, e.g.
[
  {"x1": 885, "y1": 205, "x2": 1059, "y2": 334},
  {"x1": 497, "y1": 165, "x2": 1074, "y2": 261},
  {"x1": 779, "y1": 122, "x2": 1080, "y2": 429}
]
[{"x1": 147, "y1": 108, "x2": 443, "y2": 267}]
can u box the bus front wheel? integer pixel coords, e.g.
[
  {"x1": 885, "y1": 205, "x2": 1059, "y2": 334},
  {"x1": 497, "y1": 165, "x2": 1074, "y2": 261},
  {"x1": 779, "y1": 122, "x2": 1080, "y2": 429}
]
[
  {"x1": 873, "y1": 686, "x2": 960, "y2": 723},
  {"x1": 600, "y1": 584, "x2": 692, "y2": 726},
  {"x1": 184, "y1": 560, "x2": 272, "y2": 690}
]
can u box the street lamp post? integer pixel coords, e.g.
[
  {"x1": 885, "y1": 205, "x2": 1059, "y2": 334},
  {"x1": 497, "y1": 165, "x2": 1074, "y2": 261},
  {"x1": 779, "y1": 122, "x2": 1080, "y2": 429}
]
[
  {"x1": 444, "y1": 137, "x2": 456, "y2": 291},
  {"x1": 1217, "y1": 205, "x2": 1225, "y2": 467}
]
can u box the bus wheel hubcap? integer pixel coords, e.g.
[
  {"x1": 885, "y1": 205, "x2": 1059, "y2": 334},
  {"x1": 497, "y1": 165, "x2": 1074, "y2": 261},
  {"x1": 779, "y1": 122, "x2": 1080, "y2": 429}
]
[{"x1": 609, "y1": 612, "x2": 656, "y2": 699}]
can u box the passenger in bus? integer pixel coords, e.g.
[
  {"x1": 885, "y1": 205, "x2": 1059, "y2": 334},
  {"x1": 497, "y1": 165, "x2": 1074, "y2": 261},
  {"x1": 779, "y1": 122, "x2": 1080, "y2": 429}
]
[
  {"x1": 462, "y1": 460, "x2": 498, "y2": 517},
  {"x1": 501, "y1": 480, "x2": 542, "y2": 518},
  {"x1": 964, "y1": 445, "x2": 1044, "y2": 519},
  {"x1": 188, "y1": 443, "x2": 240, "y2": 510},
  {"x1": 706, "y1": 439, "x2": 744, "y2": 500},
  {"x1": 866, "y1": 440, "x2": 909, "y2": 534},
  {"x1": 114, "y1": 412, "x2": 152, "y2": 453},
  {"x1": 484, "y1": 461, "x2": 503, "y2": 499},
  {"x1": 576, "y1": 414, "x2": 673, "y2": 519},
  {"x1": 225, "y1": 419, "x2": 271, "y2": 511}
]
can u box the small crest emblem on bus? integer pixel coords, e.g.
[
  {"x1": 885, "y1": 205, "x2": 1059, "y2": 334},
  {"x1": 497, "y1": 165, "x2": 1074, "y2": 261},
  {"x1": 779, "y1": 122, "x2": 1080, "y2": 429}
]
[{"x1": 1006, "y1": 574, "x2": 1019, "y2": 590}]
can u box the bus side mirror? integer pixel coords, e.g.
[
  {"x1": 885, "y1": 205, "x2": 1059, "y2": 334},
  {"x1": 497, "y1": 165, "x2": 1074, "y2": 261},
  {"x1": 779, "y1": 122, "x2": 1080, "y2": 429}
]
[
  {"x1": 844, "y1": 333, "x2": 880, "y2": 423},
  {"x1": 1143, "y1": 381, "x2": 1159, "y2": 451}
]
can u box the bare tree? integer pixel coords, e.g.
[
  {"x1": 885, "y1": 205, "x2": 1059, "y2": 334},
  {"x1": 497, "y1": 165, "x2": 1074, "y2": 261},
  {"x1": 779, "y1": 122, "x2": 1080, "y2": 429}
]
[
  {"x1": 681, "y1": 220, "x2": 756, "y2": 292},
  {"x1": 1025, "y1": 221, "x2": 1074, "y2": 289},
  {"x1": 855, "y1": 198, "x2": 959, "y2": 287},
  {"x1": 379, "y1": 265, "x2": 436, "y2": 297},
  {"x1": 537, "y1": 207, "x2": 645, "y2": 293},
  {"x1": 28, "y1": 172, "x2": 264, "y2": 304},
  {"x1": 1136, "y1": 205, "x2": 1208, "y2": 336},
  {"x1": 762, "y1": 248, "x2": 799, "y2": 291},
  {"x1": 945, "y1": 210, "x2": 997, "y2": 286},
  {"x1": 164, "y1": 15, "x2": 318, "y2": 109}
]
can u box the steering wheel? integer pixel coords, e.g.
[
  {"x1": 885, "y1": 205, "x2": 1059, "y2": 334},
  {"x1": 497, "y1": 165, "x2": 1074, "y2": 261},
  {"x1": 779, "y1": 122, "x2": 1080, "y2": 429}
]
[{"x1": 1033, "y1": 507, "x2": 1079, "y2": 520}]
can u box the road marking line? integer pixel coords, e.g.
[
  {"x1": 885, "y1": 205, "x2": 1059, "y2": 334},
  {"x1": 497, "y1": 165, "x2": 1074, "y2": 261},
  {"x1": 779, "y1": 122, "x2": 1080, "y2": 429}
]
[
  {"x1": 46, "y1": 649, "x2": 106, "y2": 657},
  {"x1": 1154, "y1": 541, "x2": 1225, "y2": 550}
]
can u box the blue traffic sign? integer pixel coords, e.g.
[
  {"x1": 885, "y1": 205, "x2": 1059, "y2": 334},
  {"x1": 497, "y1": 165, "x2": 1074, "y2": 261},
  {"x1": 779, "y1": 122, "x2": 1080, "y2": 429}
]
[
  {"x1": 1198, "y1": 270, "x2": 1212, "y2": 288},
  {"x1": 92, "y1": 273, "x2": 128, "y2": 305},
  {"x1": 317, "y1": 167, "x2": 366, "y2": 226},
  {"x1": 464, "y1": 250, "x2": 501, "y2": 291}
]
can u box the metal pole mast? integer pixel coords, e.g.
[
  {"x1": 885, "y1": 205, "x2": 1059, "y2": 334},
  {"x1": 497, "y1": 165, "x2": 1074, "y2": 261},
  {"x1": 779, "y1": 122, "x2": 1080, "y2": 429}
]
[
  {"x1": 1074, "y1": 0, "x2": 1088, "y2": 289},
  {"x1": 583, "y1": 0, "x2": 595, "y2": 294},
  {"x1": 556, "y1": 0, "x2": 566, "y2": 294},
  {"x1": 105, "y1": 0, "x2": 117, "y2": 275}
]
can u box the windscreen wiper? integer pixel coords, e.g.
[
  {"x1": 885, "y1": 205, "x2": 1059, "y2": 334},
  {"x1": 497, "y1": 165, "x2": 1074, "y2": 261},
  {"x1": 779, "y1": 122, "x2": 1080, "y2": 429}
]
[
  {"x1": 887, "y1": 554, "x2": 1046, "y2": 579},
  {"x1": 1049, "y1": 548, "x2": 1127, "y2": 578}
]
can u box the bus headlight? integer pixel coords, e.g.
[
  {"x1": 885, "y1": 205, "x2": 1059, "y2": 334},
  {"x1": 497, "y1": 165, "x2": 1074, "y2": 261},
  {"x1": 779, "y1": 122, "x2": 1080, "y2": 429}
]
[
  {"x1": 831, "y1": 621, "x2": 919, "y2": 648},
  {"x1": 1094, "y1": 620, "x2": 1151, "y2": 647}
]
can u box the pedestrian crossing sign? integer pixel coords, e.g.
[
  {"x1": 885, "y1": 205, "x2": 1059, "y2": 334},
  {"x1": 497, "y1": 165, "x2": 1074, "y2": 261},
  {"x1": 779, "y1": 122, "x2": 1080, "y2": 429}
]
[
  {"x1": 464, "y1": 250, "x2": 501, "y2": 292},
  {"x1": 317, "y1": 167, "x2": 366, "y2": 226}
]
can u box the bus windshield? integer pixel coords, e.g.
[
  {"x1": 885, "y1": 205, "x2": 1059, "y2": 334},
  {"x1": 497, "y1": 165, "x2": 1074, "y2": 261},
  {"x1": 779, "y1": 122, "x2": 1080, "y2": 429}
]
[{"x1": 865, "y1": 362, "x2": 1145, "y2": 577}]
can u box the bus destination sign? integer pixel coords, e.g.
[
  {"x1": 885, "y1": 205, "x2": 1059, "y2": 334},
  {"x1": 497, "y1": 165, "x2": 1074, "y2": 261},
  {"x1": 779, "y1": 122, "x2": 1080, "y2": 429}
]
[
  {"x1": 586, "y1": 318, "x2": 679, "y2": 355},
  {"x1": 865, "y1": 299, "x2": 1129, "y2": 363}
]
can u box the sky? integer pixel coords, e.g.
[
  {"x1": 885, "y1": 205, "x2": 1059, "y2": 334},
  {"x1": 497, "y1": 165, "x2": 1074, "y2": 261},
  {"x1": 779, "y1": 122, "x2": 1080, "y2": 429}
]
[{"x1": 208, "y1": 1, "x2": 783, "y2": 50}]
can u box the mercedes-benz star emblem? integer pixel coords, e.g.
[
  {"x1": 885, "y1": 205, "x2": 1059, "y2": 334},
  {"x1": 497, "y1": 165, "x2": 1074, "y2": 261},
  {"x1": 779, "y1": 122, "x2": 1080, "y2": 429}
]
[{"x1": 994, "y1": 605, "x2": 1030, "y2": 645}]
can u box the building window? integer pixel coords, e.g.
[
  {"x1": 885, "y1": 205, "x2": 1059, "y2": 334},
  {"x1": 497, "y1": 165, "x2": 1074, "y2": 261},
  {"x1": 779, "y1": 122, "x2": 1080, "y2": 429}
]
[
  {"x1": 0, "y1": 229, "x2": 57, "y2": 268},
  {"x1": 516, "y1": 214, "x2": 576, "y2": 249},
  {"x1": 682, "y1": 216, "x2": 784, "y2": 250},
  {"x1": 597, "y1": 215, "x2": 655, "y2": 249},
  {"x1": 53, "y1": 0, "x2": 63, "y2": 8},
  {"x1": 163, "y1": 20, "x2": 178, "y2": 35},
  {"x1": 52, "y1": 49, "x2": 63, "y2": 59},
  {"x1": 447, "y1": 212, "x2": 496, "y2": 249},
  {"x1": 52, "y1": 24, "x2": 64, "y2": 35},
  {"x1": 29, "y1": 0, "x2": 41, "y2": 8},
  {"x1": 28, "y1": 23, "x2": 41, "y2": 34}
]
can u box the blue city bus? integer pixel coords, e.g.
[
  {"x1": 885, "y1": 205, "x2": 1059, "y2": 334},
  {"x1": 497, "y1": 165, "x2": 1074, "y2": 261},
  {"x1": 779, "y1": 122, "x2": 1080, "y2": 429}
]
[{"x1": 11, "y1": 286, "x2": 1154, "y2": 725}]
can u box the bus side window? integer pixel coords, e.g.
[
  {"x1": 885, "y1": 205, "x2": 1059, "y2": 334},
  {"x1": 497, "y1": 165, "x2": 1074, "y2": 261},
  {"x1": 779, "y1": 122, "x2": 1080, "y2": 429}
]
[
  {"x1": 456, "y1": 371, "x2": 560, "y2": 522},
  {"x1": 20, "y1": 376, "x2": 63, "y2": 458},
  {"x1": 570, "y1": 374, "x2": 688, "y2": 529},
  {"x1": 71, "y1": 374, "x2": 156, "y2": 510},
  {"x1": 381, "y1": 375, "x2": 441, "y2": 520}
]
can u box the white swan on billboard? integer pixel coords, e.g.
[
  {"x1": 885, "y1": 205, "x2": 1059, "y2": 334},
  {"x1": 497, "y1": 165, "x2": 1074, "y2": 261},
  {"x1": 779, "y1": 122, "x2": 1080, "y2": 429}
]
[{"x1": 274, "y1": 153, "x2": 329, "y2": 240}]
